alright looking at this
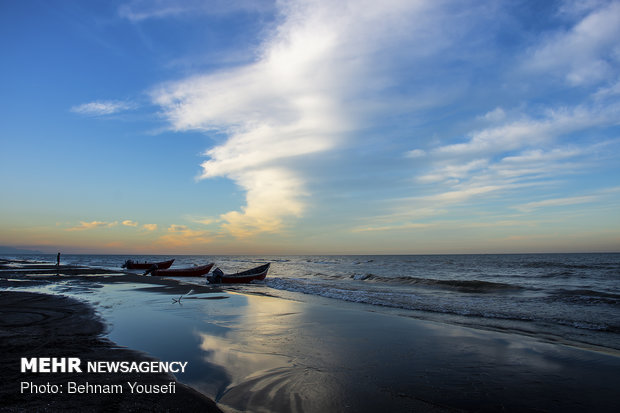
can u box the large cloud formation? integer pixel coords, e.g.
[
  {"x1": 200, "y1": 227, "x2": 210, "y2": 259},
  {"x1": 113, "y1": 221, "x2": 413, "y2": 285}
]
[{"x1": 151, "y1": 0, "x2": 451, "y2": 237}]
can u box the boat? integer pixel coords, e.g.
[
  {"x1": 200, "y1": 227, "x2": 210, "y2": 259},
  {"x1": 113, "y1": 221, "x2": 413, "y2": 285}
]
[
  {"x1": 122, "y1": 258, "x2": 175, "y2": 270},
  {"x1": 207, "y1": 263, "x2": 270, "y2": 284},
  {"x1": 147, "y1": 263, "x2": 214, "y2": 277}
]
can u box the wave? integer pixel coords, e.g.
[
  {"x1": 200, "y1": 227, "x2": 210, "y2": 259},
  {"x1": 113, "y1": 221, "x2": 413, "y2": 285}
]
[
  {"x1": 345, "y1": 273, "x2": 523, "y2": 292},
  {"x1": 264, "y1": 277, "x2": 618, "y2": 337},
  {"x1": 549, "y1": 289, "x2": 620, "y2": 306},
  {"x1": 522, "y1": 261, "x2": 619, "y2": 270},
  {"x1": 265, "y1": 278, "x2": 534, "y2": 322}
]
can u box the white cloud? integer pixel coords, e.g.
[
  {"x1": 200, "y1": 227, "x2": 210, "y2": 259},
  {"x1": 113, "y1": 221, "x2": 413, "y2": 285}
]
[
  {"x1": 524, "y1": 1, "x2": 620, "y2": 86},
  {"x1": 122, "y1": 220, "x2": 139, "y2": 227},
  {"x1": 66, "y1": 221, "x2": 118, "y2": 231},
  {"x1": 219, "y1": 168, "x2": 305, "y2": 237},
  {"x1": 382, "y1": 100, "x2": 616, "y2": 228},
  {"x1": 515, "y1": 195, "x2": 599, "y2": 212},
  {"x1": 424, "y1": 184, "x2": 504, "y2": 203},
  {"x1": 118, "y1": 0, "x2": 274, "y2": 22},
  {"x1": 490, "y1": 147, "x2": 585, "y2": 179},
  {"x1": 152, "y1": 0, "x2": 460, "y2": 237},
  {"x1": 406, "y1": 149, "x2": 426, "y2": 158},
  {"x1": 71, "y1": 100, "x2": 135, "y2": 116},
  {"x1": 187, "y1": 217, "x2": 216, "y2": 226},
  {"x1": 593, "y1": 78, "x2": 620, "y2": 99},
  {"x1": 156, "y1": 224, "x2": 213, "y2": 246},
  {"x1": 353, "y1": 222, "x2": 432, "y2": 233},
  {"x1": 435, "y1": 102, "x2": 618, "y2": 157},
  {"x1": 142, "y1": 224, "x2": 158, "y2": 231},
  {"x1": 418, "y1": 158, "x2": 488, "y2": 184},
  {"x1": 479, "y1": 107, "x2": 506, "y2": 123}
]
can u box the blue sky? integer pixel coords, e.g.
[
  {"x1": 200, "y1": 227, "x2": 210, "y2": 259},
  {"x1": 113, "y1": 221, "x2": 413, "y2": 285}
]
[{"x1": 1, "y1": 0, "x2": 619, "y2": 254}]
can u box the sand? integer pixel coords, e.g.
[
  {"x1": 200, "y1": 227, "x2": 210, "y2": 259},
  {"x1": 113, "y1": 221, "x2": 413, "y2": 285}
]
[
  {"x1": 0, "y1": 261, "x2": 221, "y2": 412},
  {"x1": 2, "y1": 259, "x2": 620, "y2": 412}
]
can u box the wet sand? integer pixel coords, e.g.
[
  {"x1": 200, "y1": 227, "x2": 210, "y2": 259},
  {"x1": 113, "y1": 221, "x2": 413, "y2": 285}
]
[
  {"x1": 2, "y1": 259, "x2": 620, "y2": 412},
  {"x1": 0, "y1": 260, "x2": 221, "y2": 412}
]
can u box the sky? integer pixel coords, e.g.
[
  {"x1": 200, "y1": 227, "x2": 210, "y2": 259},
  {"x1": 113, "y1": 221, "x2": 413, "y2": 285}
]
[{"x1": 1, "y1": 0, "x2": 619, "y2": 255}]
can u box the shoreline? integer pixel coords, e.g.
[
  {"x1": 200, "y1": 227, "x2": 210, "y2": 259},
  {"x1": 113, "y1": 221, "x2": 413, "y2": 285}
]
[{"x1": 2, "y1": 259, "x2": 620, "y2": 412}]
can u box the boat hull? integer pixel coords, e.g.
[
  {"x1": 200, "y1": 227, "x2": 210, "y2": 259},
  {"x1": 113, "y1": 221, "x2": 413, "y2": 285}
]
[
  {"x1": 124, "y1": 259, "x2": 174, "y2": 270},
  {"x1": 208, "y1": 263, "x2": 270, "y2": 284},
  {"x1": 151, "y1": 263, "x2": 214, "y2": 277}
]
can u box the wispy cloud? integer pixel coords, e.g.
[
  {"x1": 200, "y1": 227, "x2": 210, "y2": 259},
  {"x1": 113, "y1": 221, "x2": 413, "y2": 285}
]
[
  {"x1": 118, "y1": 0, "x2": 274, "y2": 22},
  {"x1": 408, "y1": 91, "x2": 620, "y2": 211},
  {"x1": 71, "y1": 100, "x2": 136, "y2": 116},
  {"x1": 523, "y1": 1, "x2": 620, "y2": 86},
  {"x1": 515, "y1": 195, "x2": 599, "y2": 212},
  {"x1": 435, "y1": 103, "x2": 617, "y2": 157},
  {"x1": 156, "y1": 224, "x2": 213, "y2": 247},
  {"x1": 418, "y1": 159, "x2": 488, "y2": 184},
  {"x1": 405, "y1": 149, "x2": 426, "y2": 159},
  {"x1": 122, "y1": 220, "x2": 139, "y2": 227},
  {"x1": 353, "y1": 222, "x2": 432, "y2": 233},
  {"x1": 142, "y1": 224, "x2": 158, "y2": 231},
  {"x1": 66, "y1": 221, "x2": 118, "y2": 231}
]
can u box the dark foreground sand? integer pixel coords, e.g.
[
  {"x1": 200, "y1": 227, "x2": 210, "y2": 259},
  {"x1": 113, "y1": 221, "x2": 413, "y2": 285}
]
[{"x1": 0, "y1": 261, "x2": 221, "y2": 412}]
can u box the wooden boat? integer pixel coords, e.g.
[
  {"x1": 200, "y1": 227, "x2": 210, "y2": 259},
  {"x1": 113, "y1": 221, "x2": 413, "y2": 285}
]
[
  {"x1": 123, "y1": 258, "x2": 174, "y2": 270},
  {"x1": 207, "y1": 263, "x2": 270, "y2": 284},
  {"x1": 148, "y1": 263, "x2": 214, "y2": 277}
]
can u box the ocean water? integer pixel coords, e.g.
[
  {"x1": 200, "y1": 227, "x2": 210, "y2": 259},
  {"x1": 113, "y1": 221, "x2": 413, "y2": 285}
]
[{"x1": 4, "y1": 253, "x2": 620, "y2": 351}]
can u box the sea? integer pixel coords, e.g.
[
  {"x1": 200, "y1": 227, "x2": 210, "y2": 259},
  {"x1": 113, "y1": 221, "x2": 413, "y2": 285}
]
[{"x1": 3, "y1": 253, "x2": 620, "y2": 352}]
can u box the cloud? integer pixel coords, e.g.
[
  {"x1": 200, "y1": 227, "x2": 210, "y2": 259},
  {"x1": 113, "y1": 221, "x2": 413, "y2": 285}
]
[
  {"x1": 146, "y1": 0, "x2": 620, "y2": 242},
  {"x1": 515, "y1": 195, "x2": 599, "y2": 212},
  {"x1": 195, "y1": 219, "x2": 214, "y2": 226},
  {"x1": 142, "y1": 224, "x2": 158, "y2": 231},
  {"x1": 71, "y1": 100, "x2": 136, "y2": 116},
  {"x1": 66, "y1": 221, "x2": 118, "y2": 231},
  {"x1": 418, "y1": 159, "x2": 488, "y2": 184},
  {"x1": 185, "y1": 216, "x2": 217, "y2": 226},
  {"x1": 386, "y1": 96, "x2": 618, "y2": 229},
  {"x1": 406, "y1": 149, "x2": 426, "y2": 158},
  {"x1": 593, "y1": 79, "x2": 620, "y2": 99},
  {"x1": 479, "y1": 107, "x2": 506, "y2": 123},
  {"x1": 424, "y1": 185, "x2": 505, "y2": 203},
  {"x1": 150, "y1": 3, "x2": 349, "y2": 237},
  {"x1": 218, "y1": 168, "x2": 305, "y2": 237},
  {"x1": 524, "y1": 1, "x2": 620, "y2": 85},
  {"x1": 118, "y1": 0, "x2": 274, "y2": 22},
  {"x1": 352, "y1": 222, "x2": 432, "y2": 233},
  {"x1": 434, "y1": 104, "x2": 613, "y2": 157},
  {"x1": 152, "y1": 0, "x2": 458, "y2": 237},
  {"x1": 156, "y1": 224, "x2": 213, "y2": 247},
  {"x1": 122, "y1": 220, "x2": 139, "y2": 227}
]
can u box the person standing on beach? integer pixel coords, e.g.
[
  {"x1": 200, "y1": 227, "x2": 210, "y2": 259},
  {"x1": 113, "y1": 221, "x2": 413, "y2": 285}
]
[{"x1": 57, "y1": 252, "x2": 60, "y2": 267}]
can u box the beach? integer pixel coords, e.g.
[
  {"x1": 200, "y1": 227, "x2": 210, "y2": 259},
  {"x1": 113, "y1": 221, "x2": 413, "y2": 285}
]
[
  {"x1": 1, "y1": 258, "x2": 620, "y2": 412},
  {"x1": 0, "y1": 260, "x2": 221, "y2": 412}
]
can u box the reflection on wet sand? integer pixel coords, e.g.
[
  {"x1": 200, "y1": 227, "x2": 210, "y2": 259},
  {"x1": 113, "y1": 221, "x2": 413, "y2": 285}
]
[
  {"x1": 196, "y1": 294, "x2": 346, "y2": 412},
  {"x1": 192, "y1": 291, "x2": 620, "y2": 413}
]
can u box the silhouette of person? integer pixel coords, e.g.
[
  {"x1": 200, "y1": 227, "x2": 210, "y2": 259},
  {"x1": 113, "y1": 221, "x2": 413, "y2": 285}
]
[{"x1": 57, "y1": 252, "x2": 60, "y2": 267}]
